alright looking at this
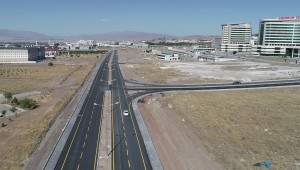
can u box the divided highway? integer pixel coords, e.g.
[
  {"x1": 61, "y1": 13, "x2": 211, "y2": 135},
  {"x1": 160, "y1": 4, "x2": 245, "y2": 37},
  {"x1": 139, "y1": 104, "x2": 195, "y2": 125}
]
[
  {"x1": 55, "y1": 52, "x2": 111, "y2": 170},
  {"x1": 49, "y1": 49, "x2": 300, "y2": 170}
]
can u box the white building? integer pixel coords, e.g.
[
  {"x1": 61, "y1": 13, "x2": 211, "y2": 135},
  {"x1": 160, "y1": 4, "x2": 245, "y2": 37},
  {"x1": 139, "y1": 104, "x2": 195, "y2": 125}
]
[
  {"x1": 221, "y1": 23, "x2": 252, "y2": 53},
  {"x1": 0, "y1": 47, "x2": 45, "y2": 63},
  {"x1": 250, "y1": 36, "x2": 258, "y2": 45},
  {"x1": 133, "y1": 43, "x2": 149, "y2": 48},
  {"x1": 157, "y1": 51, "x2": 180, "y2": 61},
  {"x1": 252, "y1": 16, "x2": 300, "y2": 57}
]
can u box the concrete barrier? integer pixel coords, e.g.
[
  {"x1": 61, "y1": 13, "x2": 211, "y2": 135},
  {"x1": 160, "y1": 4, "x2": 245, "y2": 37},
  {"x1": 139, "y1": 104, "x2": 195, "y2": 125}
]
[{"x1": 132, "y1": 95, "x2": 164, "y2": 170}]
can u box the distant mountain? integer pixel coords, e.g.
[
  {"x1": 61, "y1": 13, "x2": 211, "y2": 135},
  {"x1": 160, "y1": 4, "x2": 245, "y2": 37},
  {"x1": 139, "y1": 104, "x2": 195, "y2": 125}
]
[
  {"x1": 0, "y1": 29, "x2": 60, "y2": 42},
  {"x1": 0, "y1": 29, "x2": 219, "y2": 42},
  {"x1": 67, "y1": 31, "x2": 177, "y2": 41},
  {"x1": 180, "y1": 35, "x2": 220, "y2": 40}
]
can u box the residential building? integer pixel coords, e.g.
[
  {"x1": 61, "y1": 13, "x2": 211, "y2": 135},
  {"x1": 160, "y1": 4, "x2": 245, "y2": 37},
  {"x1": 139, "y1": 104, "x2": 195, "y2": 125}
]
[
  {"x1": 221, "y1": 23, "x2": 252, "y2": 52},
  {"x1": 0, "y1": 47, "x2": 45, "y2": 63},
  {"x1": 252, "y1": 16, "x2": 300, "y2": 57},
  {"x1": 45, "y1": 43, "x2": 58, "y2": 58}
]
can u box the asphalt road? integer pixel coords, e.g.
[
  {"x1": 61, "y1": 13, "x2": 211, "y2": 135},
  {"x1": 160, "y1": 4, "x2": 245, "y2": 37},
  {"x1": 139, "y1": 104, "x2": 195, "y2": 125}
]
[
  {"x1": 111, "y1": 50, "x2": 152, "y2": 170},
  {"x1": 126, "y1": 79, "x2": 300, "y2": 91},
  {"x1": 55, "y1": 52, "x2": 111, "y2": 170}
]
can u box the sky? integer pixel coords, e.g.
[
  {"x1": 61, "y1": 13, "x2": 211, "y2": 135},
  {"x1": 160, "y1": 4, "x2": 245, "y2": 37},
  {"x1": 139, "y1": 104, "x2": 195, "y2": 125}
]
[{"x1": 1, "y1": 0, "x2": 300, "y2": 36}]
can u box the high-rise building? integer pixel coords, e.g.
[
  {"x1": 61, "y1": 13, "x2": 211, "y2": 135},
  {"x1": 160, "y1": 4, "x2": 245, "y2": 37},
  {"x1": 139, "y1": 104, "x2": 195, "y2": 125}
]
[
  {"x1": 221, "y1": 23, "x2": 252, "y2": 53},
  {"x1": 252, "y1": 16, "x2": 300, "y2": 57}
]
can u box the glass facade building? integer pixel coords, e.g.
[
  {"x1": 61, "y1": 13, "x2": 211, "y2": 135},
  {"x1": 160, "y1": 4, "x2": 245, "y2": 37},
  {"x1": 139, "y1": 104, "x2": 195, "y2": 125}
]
[{"x1": 252, "y1": 17, "x2": 300, "y2": 57}]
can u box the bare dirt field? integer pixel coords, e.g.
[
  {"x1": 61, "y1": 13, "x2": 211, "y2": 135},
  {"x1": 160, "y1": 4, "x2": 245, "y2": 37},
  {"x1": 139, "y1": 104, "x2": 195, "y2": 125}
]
[
  {"x1": 119, "y1": 48, "x2": 300, "y2": 170},
  {"x1": 0, "y1": 54, "x2": 100, "y2": 170},
  {"x1": 119, "y1": 48, "x2": 300, "y2": 84}
]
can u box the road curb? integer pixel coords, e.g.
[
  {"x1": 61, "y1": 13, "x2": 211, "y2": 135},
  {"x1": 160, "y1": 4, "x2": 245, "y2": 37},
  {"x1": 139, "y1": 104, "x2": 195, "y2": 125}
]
[{"x1": 132, "y1": 95, "x2": 164, "y2": 170}]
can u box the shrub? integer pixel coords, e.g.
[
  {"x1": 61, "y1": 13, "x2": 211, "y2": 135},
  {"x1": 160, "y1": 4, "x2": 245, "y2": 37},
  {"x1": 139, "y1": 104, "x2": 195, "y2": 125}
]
[
  {"x1": 10, "y1": 106, "x2": 17, "y2": 113},
  {"x1": 3, "y1": 92, "x2": 13, "y2": 100},
  {"x1": 11, "y1": 97, "x2": 19, "y2": 104},
  {"x1": 18, "y1": 98, "x2": 37, "y2": 109},
  {"x1": 48, "y1": 62, "x2": 54, "y2": 66},
  {"x1": 1, "y1": 123, "x2": 6, "y2": 127}
]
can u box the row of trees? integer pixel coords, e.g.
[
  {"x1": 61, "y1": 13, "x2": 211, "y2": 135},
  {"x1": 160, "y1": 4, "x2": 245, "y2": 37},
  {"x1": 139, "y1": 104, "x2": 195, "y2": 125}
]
[{"x1": 69, "y1": 50, "x2": 108, "y2": 55}]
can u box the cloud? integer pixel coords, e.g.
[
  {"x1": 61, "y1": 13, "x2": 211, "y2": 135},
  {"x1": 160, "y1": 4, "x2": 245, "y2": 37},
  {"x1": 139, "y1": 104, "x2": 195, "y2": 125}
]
[{"x1": 100, "y1": 19, "x2": 112, "y2": 22}]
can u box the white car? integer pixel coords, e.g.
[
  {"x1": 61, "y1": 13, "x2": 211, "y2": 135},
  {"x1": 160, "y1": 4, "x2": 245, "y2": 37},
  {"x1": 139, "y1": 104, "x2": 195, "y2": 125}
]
[{"x1": 123, "y1": 110, "x2": 129, "y2": 116}]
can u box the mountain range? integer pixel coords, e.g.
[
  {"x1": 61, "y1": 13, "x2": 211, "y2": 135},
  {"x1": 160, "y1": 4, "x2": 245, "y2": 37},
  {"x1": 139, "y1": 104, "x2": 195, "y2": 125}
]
[{"x1": 0, "y1": 29, "x2": 218, "y2": 42}]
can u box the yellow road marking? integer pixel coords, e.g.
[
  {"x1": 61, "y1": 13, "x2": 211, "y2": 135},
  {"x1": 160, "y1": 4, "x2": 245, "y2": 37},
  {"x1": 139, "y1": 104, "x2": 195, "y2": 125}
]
[
  {"x1": 88, "y1": 126, "x2": 89, "y2": 131},
  {"x1": 125, "y1": 140, "x2": 127, "y2": 146},
  {"x1": 83, "y1": 142, "x2": 85, "y2": 148},
  {"x1": 80, "y1": 152, "x2": 83, "y2": 159},
  {"x1": 77, "y1": 164, "x2": 80, "y2": 170},
  {"x1": 85, "y1": 134, "x2": 87, "y2": 139},
  {"x1": 89, "y1": 120, "x2": 91, "y2": 124},
  {"x1": 127, "y1": 149, "x2": 129, "y2": 156},
  {"x1": 128, "y1": 160, "x2": 131, "y2": 167}
]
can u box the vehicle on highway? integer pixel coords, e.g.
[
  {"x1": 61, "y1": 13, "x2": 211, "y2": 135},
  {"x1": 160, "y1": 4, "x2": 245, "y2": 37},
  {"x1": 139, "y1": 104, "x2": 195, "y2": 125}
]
[
  {"x1": 232, "y1": 81, "x2": 242, "y2": 85},
  {"x1": 123, "y1": 109, "x2": 129, "y2": 116}
]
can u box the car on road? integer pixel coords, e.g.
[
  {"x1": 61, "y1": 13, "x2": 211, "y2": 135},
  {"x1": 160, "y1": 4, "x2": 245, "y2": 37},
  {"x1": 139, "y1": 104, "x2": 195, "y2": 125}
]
[
  {"x1": 232, "y1": 81, "x2": 242, "y2": 85},
  {"x1": 123, "y1": 110, "x2": 129, "y2": 116}
]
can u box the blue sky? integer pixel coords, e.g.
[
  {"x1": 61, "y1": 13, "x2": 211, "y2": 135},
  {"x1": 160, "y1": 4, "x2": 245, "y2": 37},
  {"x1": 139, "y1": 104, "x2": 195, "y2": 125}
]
[{"x1": 1, "y1": 0, "x2": 300, "y2": 36}]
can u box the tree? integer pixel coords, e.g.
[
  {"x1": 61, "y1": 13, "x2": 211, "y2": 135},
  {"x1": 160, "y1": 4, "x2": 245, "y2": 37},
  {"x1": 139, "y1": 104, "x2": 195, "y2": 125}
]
[
  {"x1": 3, "y1": 92, "x2": 13, "y2": 100},
  {"x1": 233, "y1": 51, "x2": 237, "y2": 55},
  {"x1": 48, "y1": 62, "x2": 54, "y2": 66}
]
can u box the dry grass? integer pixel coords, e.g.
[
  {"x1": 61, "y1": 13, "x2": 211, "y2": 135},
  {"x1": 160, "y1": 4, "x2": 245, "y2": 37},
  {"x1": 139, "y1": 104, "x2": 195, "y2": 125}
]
[
  {"x1": 0, "y1": 64, "x2": 75, "y2": 94},
  {"x1": 134, "y1": 63, "x2": 180, "y2": 83},
  {"x1": 158, "y1": 88, "x2": 300, "y2": 170},
  {"x1": 0, "y1": 55, "x2": 98, "y2": 94}
]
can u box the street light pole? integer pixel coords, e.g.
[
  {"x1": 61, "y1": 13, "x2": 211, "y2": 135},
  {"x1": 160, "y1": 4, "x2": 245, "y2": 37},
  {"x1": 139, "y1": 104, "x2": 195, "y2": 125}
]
[{"x1": 107, "y1": 133, "x2": 136, "y2": 156}]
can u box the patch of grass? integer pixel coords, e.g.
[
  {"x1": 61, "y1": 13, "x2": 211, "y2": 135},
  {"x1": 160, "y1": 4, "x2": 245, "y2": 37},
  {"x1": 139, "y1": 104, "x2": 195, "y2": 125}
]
[
  {"x1": 134, "y1": 63, "x2": 180, "y2": 83},
  {"x1": 159, "y1": 88, "x2": 300, "y2": 170}
]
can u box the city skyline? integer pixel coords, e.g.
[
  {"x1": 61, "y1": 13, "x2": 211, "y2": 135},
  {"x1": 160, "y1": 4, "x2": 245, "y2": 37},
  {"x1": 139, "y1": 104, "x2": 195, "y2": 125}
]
[{"x1": 1, "y1": 0, "x2": 300, "y2": 36}]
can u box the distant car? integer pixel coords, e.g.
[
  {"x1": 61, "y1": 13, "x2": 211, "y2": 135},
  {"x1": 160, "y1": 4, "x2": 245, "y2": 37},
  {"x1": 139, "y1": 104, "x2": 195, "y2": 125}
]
[
  {"x1": 232, "y1": 81, "x2": 242, "y2": 85},
  {"x1": 123, "y1": 110, "x2": 129, "y2": 116}
]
